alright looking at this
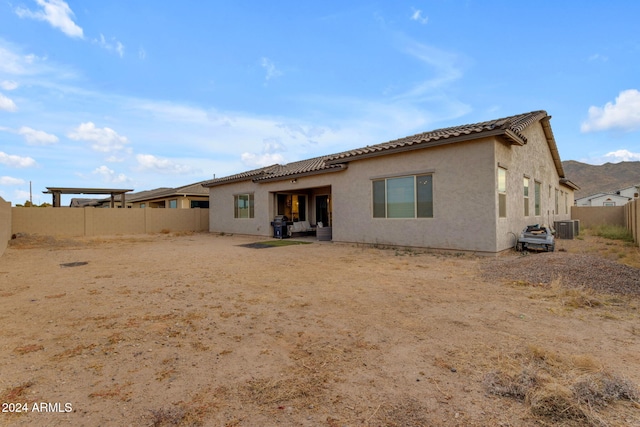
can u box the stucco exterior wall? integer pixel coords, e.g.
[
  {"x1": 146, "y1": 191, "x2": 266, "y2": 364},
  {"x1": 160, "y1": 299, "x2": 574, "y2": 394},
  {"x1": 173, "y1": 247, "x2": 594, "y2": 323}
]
[
  {"x1": 494, "y1": 123, "x2": 573, "y2": 251},
  {"x1": 0, "y1": 197, "x2": 11, "y2": 257},
  {"x1": 332, "y1": 139, "x2": 496, "y2": 251}
]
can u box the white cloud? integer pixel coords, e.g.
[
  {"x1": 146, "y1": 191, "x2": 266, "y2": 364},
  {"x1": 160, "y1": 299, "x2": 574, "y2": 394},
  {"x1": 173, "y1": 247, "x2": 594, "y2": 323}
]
[
  {"x1": 68, "y1": 122, "x2": 129, "y2": 153},
  {"x1": 581, "y1": 89, "x2": 640, "y2": 132},
  {"x1": 1, "y1": 80, "x2": 18, "y2": 90},
  {"x1": 241, "y1": 152, "x2": 284, "y2": 168},
  {"x1": 0, "y1": 41, "x2": 58, "y2": 77},
  {"x1": 241, "y1": 139, "x2": 286, "y2": 168},
  {"x1": 94, "y1": 34, "x2": 125, "y2": 58},
  {"x1": 15, "y1": 0, "x2": 84, "y2": 38},
  {"x1": 135, "y1": 154, "x2": 193, "y2": 174},
  {"x1": 410, "y1": 9, "x2": 429, "y2": 24},
  {"x1": 260, "y1": 57, "x2": 283, "y2": 81},
  {"x1": 93, "y1": 165, "x2": 129, "y2": 184},
  {"x1": 0, "y1": 176, "x2": 26, "y2": 185},
  {"x1": 138, "y1": 47, "x2": 147, "y2": 60},
  {"x1": 603, "y1": 149, "x2": 640, "y2": 162},
  {"x1": 18, "y1": 126, "x2": 59, "y2": 145},
  {"x1": 588, "y1": 53, "x2": 608, "y2": 62},
  {"x1": 396, "y1": 38, "x2": 463, "y2": 99},
  {"x1": 0, "y1": 151, "x2": 37, "y2": 168},
  {"x1": 0, "y1": 93, "x2": 17, "y2": 111}
]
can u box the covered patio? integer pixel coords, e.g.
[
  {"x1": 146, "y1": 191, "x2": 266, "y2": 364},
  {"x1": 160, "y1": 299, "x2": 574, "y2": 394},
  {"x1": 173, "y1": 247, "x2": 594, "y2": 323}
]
[{"x1": 44, "y1": 187, "x2": 134, "y2": 208}]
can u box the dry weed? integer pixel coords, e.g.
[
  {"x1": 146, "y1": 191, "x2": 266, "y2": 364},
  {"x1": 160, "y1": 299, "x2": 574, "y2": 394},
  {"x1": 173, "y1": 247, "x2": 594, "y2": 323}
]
[
  {"x1": 483, "y1": 345, "x2": 639, "y2": 426},
  {"x1": 13, "y1": 344, "x2": 44, "y2": 355}
]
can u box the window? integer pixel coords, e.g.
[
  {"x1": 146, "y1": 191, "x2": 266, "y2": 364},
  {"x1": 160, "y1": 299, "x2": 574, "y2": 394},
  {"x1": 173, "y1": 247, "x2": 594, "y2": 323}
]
[
  {"x1": 234, "y1": 194, "x2": 254, "y2": 218},
  {"x1": 140, "y1": 203, "x2": 146, "y2": 208},
  {"x1": 190, "y1": 200, "x2": 209, "y2": 208},
  {"x1": 372, "y1": 174, "x2": 433, "y2": 218},
  {"x1": 498, "y1": 168, "x2": 507, "y2": 218},
  {"x1": 565, "y1": 193, "x2": 568, "y2": 214},
  {"x1": 554, "y1": 189, "x2": 559, "y2": 214},
  {"x1": 169, "y1": 199, "x2": 177, "y2": 209},
  {"x1": 523, "y1": 177, "x2": 530, "y2": 216},
  {"x1": 534, "y1": 181, "x2": 541, "y2": 216}
]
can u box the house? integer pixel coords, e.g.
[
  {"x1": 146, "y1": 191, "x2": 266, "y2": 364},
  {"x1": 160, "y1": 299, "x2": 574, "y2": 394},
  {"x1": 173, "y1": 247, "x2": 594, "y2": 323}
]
[
  {"x1": 617, "y1": 184, "x2": 640, "y2": 200},
  {"x1": 68, "y1": 181, "x2": 210, "y2": 208},
  {"x1": 202, "y1": 110, "x2": 578, "y2": 254},
  {"x1": 575, "y1": 184, "x2": 639, "y2": 207},
  {"x1": 127, "y1": 181, "x2": 209, "y2": 208}
]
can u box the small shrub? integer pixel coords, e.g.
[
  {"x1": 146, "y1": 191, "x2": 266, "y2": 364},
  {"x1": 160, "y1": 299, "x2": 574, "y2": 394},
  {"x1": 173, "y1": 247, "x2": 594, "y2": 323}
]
[{"x1": 572, "y1": 372, "x2": 639, "y2": 407}]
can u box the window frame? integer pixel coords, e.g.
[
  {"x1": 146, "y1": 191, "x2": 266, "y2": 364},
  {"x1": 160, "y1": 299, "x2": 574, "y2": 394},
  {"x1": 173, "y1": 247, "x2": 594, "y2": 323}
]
[
  {"x1": 234, "y1": 193, "x2": 255, "y2": 219},
  {"x1": 372, "y1": 174, "x2": 433, "y2": 219},
  {"x1": 498, "y1": 167, "x2": 507, "y2": 218},
  {"x1": 523, "y1": 176, "x2": 530, "y2": 217}
]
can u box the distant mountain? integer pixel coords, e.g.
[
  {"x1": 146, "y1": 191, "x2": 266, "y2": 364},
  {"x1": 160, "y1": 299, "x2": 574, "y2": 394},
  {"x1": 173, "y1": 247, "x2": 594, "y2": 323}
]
[{"x1": 562, "y1": 160, "x2": 640, "y2": 199}]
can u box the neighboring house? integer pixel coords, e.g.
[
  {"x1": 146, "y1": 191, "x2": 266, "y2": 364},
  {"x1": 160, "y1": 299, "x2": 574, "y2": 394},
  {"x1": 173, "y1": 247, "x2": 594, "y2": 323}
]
[
  {"x1": 617, "y1": 185, "x2": 640, "y2": 200},
  {"x1": 128, "y1": 181, "x2": 209, "y2": 208},
  {"x1": 202, "y1": 110, "x2": 578, "y2": 254},
  {"x1": 575, "y1": 192, "x2": 633, "y2": 207},
  {"x1": 69, "y1": 182, "x2": 210, "y2": 208}
]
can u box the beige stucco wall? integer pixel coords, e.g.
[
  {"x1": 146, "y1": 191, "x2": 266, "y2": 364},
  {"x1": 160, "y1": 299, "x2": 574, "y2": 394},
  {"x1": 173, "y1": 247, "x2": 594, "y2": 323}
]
[
  {"x1": 333, "y1": 139, "x2": 496, "y2": 251},
  {"x1": 494, "y1": 122, "x2": 573, "y2": 251},
  {"x1": 0, "y1": 197, "x2": 11, "y2": 257},
  {"x1": 208, "y1": 121, "x2": 573, "y2": 253},
  {"x1": 12, "y1": 207, "x2": 209, "y2": 236}
]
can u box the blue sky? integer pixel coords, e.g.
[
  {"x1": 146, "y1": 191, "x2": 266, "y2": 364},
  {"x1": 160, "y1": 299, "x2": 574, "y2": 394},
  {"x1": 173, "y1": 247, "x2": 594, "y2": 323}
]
[{"x1": 1, "y1": 1, "x2": 640, "y2": 205}]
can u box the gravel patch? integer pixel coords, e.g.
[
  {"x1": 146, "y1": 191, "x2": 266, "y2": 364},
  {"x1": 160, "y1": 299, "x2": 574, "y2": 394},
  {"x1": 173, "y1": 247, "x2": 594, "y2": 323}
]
[{"x1": 481, "y1": 252, "x2": 640, "y2": 296}]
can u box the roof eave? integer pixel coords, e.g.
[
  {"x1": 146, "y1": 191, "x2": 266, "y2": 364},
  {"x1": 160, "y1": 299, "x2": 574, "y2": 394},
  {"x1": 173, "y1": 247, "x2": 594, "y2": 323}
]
[
  {"x1": 560, "y1": 178, "x2": 580, "y2": 191},
  {"x1": 254, "y1": 164, "x2": 348, "y2": 183},
  {"x1": 540, "y1": 116, "x2": 565, "y2": 178},
  {"x1": 324, "y1": 129, "x2": 507, "y2": 166}
]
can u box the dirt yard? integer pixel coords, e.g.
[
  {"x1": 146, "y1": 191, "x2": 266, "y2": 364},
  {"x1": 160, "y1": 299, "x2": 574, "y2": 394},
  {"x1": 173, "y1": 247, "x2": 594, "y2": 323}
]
[{"x1": 0, "y1": 232, "x2": 639, "y2": 426}]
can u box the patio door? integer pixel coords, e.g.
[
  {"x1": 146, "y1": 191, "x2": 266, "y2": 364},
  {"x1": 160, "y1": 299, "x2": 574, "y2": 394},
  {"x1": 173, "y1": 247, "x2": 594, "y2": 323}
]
[{"x1": 315, "y1": 195, "x2": 330, "y2": 226}]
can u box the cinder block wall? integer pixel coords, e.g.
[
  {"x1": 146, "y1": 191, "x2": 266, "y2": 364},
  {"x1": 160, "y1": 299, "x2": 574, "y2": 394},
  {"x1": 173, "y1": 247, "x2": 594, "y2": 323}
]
[
  {"x1": 11, "y1": 207, "x2": 209, "y2": 237},
  {"x1": 0, "y1": 197, "x2": 11, "y2": 257},
  {"x1": 571, "y1": 206, "x2": 625, "y2": 229},
  {"x1": 625, "y1": 199, "x2": 639, "y2": 246}
]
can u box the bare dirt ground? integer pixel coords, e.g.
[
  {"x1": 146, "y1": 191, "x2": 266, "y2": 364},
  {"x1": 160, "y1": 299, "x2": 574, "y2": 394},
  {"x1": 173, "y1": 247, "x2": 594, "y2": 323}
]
[{"x1": 0, "y1": 231, "x2": 639, "y2": 427}]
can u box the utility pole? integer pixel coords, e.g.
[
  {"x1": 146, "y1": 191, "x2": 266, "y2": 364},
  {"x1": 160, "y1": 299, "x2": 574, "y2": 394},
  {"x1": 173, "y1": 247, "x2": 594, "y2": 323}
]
[{"x1": 30, "y1": 181, "x2": 32, "y2": 206}]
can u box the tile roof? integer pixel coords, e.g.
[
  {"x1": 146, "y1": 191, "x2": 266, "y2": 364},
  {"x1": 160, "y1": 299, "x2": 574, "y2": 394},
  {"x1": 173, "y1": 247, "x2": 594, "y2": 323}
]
[
  {"x1": 203, "y1": 110, "x2": 566, "y2": 187},
  {"x1": 324, "y1": 110, "x2": 548, "y2": 164}
]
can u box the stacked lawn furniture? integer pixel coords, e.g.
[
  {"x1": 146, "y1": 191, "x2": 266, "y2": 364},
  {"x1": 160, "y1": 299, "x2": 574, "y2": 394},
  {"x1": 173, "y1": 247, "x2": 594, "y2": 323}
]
[{"x1": 287, "y1": 220, "x2": 316, "y2": 237}]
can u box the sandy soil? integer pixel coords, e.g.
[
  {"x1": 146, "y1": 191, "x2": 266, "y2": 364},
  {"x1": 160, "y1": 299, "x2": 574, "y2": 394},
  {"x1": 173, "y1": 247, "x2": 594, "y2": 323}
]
[{"x1": 0, "y1": 232, "x2": 639, "y2": 426}]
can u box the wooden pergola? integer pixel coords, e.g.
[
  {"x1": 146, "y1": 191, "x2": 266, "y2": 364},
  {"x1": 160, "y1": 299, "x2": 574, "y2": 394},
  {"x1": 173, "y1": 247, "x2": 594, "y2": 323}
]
[{"x1": 43, "y1": 187, "x2": 134, "y2": 208}]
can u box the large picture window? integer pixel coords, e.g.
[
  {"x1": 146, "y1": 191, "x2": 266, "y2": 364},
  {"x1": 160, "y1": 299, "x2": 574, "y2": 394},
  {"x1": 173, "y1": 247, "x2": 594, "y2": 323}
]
[
  {"x1": 234, "y1": 194, "x2": 254, "y2": 219},
  {"x1": 372, "y1": 174, "x2": 433, "y2": 218}
]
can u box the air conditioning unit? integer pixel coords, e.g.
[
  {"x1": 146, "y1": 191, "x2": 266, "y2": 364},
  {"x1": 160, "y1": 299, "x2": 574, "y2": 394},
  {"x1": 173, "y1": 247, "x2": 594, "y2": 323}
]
[{"x1": 554, "y1": 220, "x2": 575, "y2": 239}]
